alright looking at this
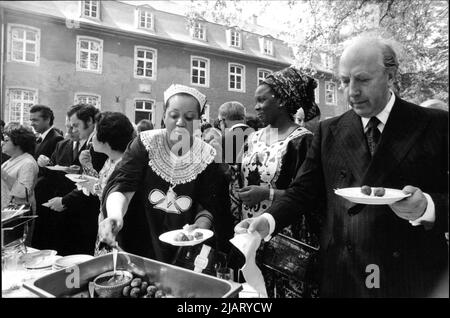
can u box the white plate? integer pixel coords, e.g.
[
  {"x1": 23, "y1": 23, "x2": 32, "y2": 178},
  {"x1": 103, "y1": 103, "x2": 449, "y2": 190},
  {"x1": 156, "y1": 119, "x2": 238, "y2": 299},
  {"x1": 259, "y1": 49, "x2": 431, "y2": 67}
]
[
  {"x1": 334, "y1": 187, "x2": 411, "y2": 205},
  {"x1": 21, "y1": 250, "x2": 58, "y2": 269},
  {"x1": 159, "y1": 229, "x2": 214, "y2": 246},
  {"x1": 65, "y1": 174, "x2": 98, "y2": 184},
  {"x1": 65, "y1": 174, "x2": 88, "y2": 183},
  {"x1": 45, "y1": 165, "x2": 70, "y2": 172},
  {"x1": 54, "y1": 254, "x2": 94, "y2": 269}
]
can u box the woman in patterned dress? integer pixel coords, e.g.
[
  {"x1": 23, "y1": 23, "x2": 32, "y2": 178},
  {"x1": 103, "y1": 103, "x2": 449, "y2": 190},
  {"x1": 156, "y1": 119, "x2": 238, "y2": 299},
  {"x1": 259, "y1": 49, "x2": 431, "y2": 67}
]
[
  {"x1": 96, "y1": 84, "x2": 231, "y2": 263},
  {"x1": 237, "y1": 67, "x2": 322, "y2": 297}
]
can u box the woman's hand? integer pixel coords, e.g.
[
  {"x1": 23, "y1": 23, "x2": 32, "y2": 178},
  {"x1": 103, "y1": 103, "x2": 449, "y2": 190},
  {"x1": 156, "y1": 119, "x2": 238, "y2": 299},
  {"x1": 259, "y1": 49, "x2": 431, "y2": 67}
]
[
  {"x1": 98, "y1": 217, "x2": 123, "y2": 247},
  {"x1": 37, "y1": 155, "x2": 51, "y2": 167},
  {"x1": 79, "y1": 150, "x2": 93, "y2": 169},
  {"x1": 236, "y1": 186, "x2": 269, "y2": 206}
]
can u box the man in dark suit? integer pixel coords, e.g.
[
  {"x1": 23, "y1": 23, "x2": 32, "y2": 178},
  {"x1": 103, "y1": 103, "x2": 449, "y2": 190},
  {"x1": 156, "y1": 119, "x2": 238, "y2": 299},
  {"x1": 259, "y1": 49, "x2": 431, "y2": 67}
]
[
  {"x1": 218, "y1": 101, "x2": 252, "y2": 165},
  {"x1": 235, "y1": 35, "x2": 448, "y2": 297},
  {"x1": 44, "y1": 104, "x2": 107, "y2": 255},
  {"x1": 31, "y1": 116, "x2": 79, "y2": 252},
  {"x1": 30, "y1": 105, "x2": 63, "y2": 161}
]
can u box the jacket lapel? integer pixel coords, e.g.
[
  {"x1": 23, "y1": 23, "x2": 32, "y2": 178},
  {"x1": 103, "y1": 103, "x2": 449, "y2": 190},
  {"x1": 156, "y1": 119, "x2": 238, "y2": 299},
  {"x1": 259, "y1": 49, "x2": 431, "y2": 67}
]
[
  {"x1": 362, "y1": 97, "x2": 429, "y2": 186},
  {"x1": 331, "y1": 110, "x2": 371, "y2": 182}
]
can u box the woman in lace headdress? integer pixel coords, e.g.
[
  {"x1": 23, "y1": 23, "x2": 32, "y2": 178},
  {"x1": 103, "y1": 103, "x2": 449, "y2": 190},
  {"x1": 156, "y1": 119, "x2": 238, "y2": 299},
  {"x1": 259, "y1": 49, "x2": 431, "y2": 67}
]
[{"x1": 97, "y1": 84, "x2": 231, "y2": 263}]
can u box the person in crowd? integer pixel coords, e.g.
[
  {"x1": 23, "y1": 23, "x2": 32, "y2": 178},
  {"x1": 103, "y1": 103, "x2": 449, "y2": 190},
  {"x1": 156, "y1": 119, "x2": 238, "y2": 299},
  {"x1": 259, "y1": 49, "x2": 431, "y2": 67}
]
[
  {"x1": 30, "y1": 104, "x2": 63, "y2": 161},
  {"x1": 75, "y1": 111, "x2": 136, "y2": 255},
  {"x1": 1, "y1": 123, "x2": 38, "y2": 211},
  {"x1": 31, "y1": 115, "x2": 80, "y2": 252},
  {"x1": 235, "y1": 34, "x2": 449, "y2": 298},
  {"x1": 97, "y1": 84, "x2": 232, "y2": 263},
  {"x1": 37, "y1": 104, "x2": 107, "y2": 255},
  {"x1": 136, "y1": 119, "x2": 154, "y2": 133},
  {"x1": 295, "y1": 108, "x2": 305, "y2": 127},
  {"x1": 236, "y1": 67, "x2": 320, "y2": 297},
  {"x1": 1, "y1": 119, "x2": 10, "y2": 164},
  {"x1": 420, "y1": 99, "x2": 448, "y2": 112}
]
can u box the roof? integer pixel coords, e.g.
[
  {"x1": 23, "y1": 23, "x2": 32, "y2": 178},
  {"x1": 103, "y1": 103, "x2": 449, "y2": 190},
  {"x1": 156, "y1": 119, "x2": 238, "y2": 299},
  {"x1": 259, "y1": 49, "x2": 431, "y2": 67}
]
[{"x1": 0, "y1": 0, "x2": 294, "y2": 66}]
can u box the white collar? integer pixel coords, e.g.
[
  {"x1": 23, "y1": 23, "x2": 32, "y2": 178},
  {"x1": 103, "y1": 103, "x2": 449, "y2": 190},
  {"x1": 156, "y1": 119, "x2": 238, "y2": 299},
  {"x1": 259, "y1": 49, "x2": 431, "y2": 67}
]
[
  {"x1": 39, "y1": 126, "x2": 54, "y2": 140},
  {"x1": 229, "y1": 123, "x2": 248, "y2": 131},
  {"x1": 361, "y1": 90, "x2": 395, "y2": 133}
]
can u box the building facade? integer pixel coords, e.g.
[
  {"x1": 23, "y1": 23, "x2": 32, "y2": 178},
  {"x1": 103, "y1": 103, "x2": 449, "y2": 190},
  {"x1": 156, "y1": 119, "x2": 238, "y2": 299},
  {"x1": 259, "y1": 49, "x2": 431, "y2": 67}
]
[{"x1": 0, "y1": 1, "x2": 344, "y2": 129}]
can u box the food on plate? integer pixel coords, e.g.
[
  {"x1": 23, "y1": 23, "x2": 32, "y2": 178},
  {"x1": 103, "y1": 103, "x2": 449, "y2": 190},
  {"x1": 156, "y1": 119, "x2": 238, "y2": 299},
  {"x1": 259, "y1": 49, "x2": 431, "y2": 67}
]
[
  {"x1": 373, "y1": 187, "x2": 386, "y2": 197},
  {"x1": 174, "y1": 230, "x2": 204, "y2": 242},
  {"x1": 361, "y1": 185, "x2": 372, "y2": 196},
  {"x1": 360, "y1": 185, "x2": 386, "y2": 197},
  {"x1": 174, "y1": 232, "x2": 189, "y2": 241}
]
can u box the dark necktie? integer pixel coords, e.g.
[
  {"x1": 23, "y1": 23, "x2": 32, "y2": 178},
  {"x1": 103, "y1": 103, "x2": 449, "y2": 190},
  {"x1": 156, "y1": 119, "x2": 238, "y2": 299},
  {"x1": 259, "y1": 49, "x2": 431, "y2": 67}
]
[
  {"x1": 365, "y1": 117, "x2": 381, "y2": 156},
  {"x1": 36, "y1": 136, "x2": 43, "y2": 144},
  {"x1": 73, "y1": 141, "x2": 79, "y2": 161}
]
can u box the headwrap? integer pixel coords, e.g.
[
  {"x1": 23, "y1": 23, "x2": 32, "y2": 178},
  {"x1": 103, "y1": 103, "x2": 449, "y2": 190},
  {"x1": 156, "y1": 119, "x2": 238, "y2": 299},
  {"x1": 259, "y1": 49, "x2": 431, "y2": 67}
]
[
  {"x1": 263, "y1": 67, "x2": 321, "y2": 122},
  {"x1": 163, "y1": 84, "x2": 207, "y2": 113}
]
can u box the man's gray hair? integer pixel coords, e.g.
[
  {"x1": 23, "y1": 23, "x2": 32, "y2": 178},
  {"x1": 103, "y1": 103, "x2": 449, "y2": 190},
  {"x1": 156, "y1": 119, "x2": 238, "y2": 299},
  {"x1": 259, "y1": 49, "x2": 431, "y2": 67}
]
[
  {"x1": 344, "y1": 33, "x2": 402, "y2": 74},
  {"x1": 218, "y1": 101, "x2": 246, "y2": 121}
]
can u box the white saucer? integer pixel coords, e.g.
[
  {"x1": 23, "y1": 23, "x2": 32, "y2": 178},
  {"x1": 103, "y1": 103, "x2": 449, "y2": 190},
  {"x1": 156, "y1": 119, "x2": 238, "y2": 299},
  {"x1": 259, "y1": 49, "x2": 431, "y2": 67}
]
[
  {"x1": 159, "y1": 229, "x2": 213, "y2": 246},
  {"x1": 334, "y1": 187, "x2": 411, "y2": 205}
]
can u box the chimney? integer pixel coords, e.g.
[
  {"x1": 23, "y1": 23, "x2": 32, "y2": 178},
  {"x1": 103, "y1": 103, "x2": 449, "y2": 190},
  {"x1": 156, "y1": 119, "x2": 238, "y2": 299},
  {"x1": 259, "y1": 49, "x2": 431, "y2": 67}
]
[{"x1": 252, "y1": 14, "x2": 258, "y2": 25}]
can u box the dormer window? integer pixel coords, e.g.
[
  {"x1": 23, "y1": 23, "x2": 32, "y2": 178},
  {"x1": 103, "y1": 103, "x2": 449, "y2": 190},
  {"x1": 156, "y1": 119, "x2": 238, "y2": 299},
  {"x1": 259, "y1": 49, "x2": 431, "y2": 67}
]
[
  {"x1": 81, "y1": 1, "x2": 100, "y2": 20},
  {"x1": 191, "y1": 22, "x2": 206, "y2": 41},
  {"x1": 260, "y1": 37, "x2": 273, "y2": 56},
  {"x1": 227, "y1": 29, "x2": 242, "y2": 49},
  {"x1": 138, "y1": 9, "x2": 154, "y2": 30}
]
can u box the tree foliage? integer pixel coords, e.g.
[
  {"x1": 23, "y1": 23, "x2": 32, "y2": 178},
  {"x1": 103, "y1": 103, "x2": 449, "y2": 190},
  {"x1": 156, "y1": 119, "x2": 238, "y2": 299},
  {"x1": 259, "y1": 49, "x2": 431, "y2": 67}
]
[{"x1": 186, "y1": 0, "x2": 449, "y2": 104}]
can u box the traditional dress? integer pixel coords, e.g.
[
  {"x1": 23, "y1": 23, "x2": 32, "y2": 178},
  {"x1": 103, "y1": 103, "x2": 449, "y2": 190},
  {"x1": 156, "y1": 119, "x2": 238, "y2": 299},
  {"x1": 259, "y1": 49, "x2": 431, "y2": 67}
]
[
  {"x1": 241, "y1": 126, "x2": 321, "y2": 298},
  {"x1": 101, "y1": 129, "x2": 227, "y2": 263}
]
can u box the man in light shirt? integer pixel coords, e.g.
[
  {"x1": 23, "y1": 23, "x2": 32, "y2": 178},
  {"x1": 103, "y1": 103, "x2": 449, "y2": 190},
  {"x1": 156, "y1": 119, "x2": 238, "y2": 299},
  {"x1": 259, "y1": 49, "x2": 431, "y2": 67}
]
[{"x1": 235, "y1": 34, "x2": 448, "y2": 297}]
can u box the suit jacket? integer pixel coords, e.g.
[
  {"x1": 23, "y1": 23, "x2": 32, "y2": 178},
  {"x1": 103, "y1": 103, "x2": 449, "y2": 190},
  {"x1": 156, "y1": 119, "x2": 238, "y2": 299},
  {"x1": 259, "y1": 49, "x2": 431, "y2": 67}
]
[
  {"x1": 32, "y1": 138, "x2": 107, "y2": 255},
  {"x1": 34, "y1": 128, "x2": 63, "y2": 159},
  {"x1": 268, "y1": 97, "x2": 449, "y2": 297}
]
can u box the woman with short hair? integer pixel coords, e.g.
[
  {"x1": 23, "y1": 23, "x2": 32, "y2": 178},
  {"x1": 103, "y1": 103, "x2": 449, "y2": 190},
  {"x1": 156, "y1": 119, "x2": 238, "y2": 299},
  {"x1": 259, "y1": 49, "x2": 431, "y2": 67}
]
[{"x1": 1, "y1": 123, "x2": 39, "y2": 211}]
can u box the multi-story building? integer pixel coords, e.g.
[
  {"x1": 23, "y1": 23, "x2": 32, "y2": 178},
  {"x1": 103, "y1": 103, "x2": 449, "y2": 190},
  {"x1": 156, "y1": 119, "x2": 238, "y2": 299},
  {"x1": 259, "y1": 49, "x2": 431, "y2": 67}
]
[{"x1": 0, "y1": 0, "x2": 344, "y2": 129}]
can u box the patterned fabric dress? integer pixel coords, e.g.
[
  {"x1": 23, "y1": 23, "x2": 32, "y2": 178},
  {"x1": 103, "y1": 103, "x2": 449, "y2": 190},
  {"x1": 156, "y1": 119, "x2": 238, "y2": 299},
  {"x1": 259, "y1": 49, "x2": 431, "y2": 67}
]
[{"x1": 241, "y1": 126, "x2": 321, "y2": 298}]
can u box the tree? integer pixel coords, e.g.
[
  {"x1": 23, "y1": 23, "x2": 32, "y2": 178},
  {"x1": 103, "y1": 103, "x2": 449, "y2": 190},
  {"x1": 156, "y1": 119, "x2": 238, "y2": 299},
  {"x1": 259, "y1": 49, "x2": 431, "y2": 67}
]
[{"x1": 185, "y1": 0, "x2": 449, "y2": 104}]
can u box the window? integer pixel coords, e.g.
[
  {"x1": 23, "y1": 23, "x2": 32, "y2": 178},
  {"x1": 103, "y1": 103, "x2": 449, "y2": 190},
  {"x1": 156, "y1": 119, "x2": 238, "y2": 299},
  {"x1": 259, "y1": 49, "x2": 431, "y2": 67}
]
[
  {"x1": 7, "y1": 24, "x2": 40, "y2": 65},
  {"x1": 227, "y1": 29, "x2": 241, "y2": 48},
  {"x1": 191, "y1": 22, "x2": 206, "y2": 41},
  {"x1": 74, "y1": 93, "x2": 101, "y2": 109},
  {"x1": 134, "y1": 46, "x2": 157, "y2": 80},
  {"x1": 135, "y1": 99, "x2": 155, "y2": 124},
  {"x1": 325, "y1": 81, "x2": 337, "y2": 105},
  {"x1": 228, "y1": 63, "x2": 245, "y2": 92},
  {"x1": 260, "y1": 37, "x2": 273, "y2": 56},
  {"x1": 7, "y1": 88, "x2": 38, "y2": 124},
  {"x1": 81, "y1": 1, "x2": 100, "y2": 19},
  {"x1": 321, "y1": 53, "x2": 334, "y2": 71},
  {"x1": 138, "y1": 9, "x2": 154, "y2": 30},
  {"x1": 257, "y1": 68, "x2": 272, "y2": 85},
  {"x1": 314, "y1": 79, "x2": 320, "y2": 103},
  {"x1": 191, "y1": 56, "x2": 210, "y2": 87},
  {"x1": 76, "y1": 36, "x2": 103, "y2": 73}
]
